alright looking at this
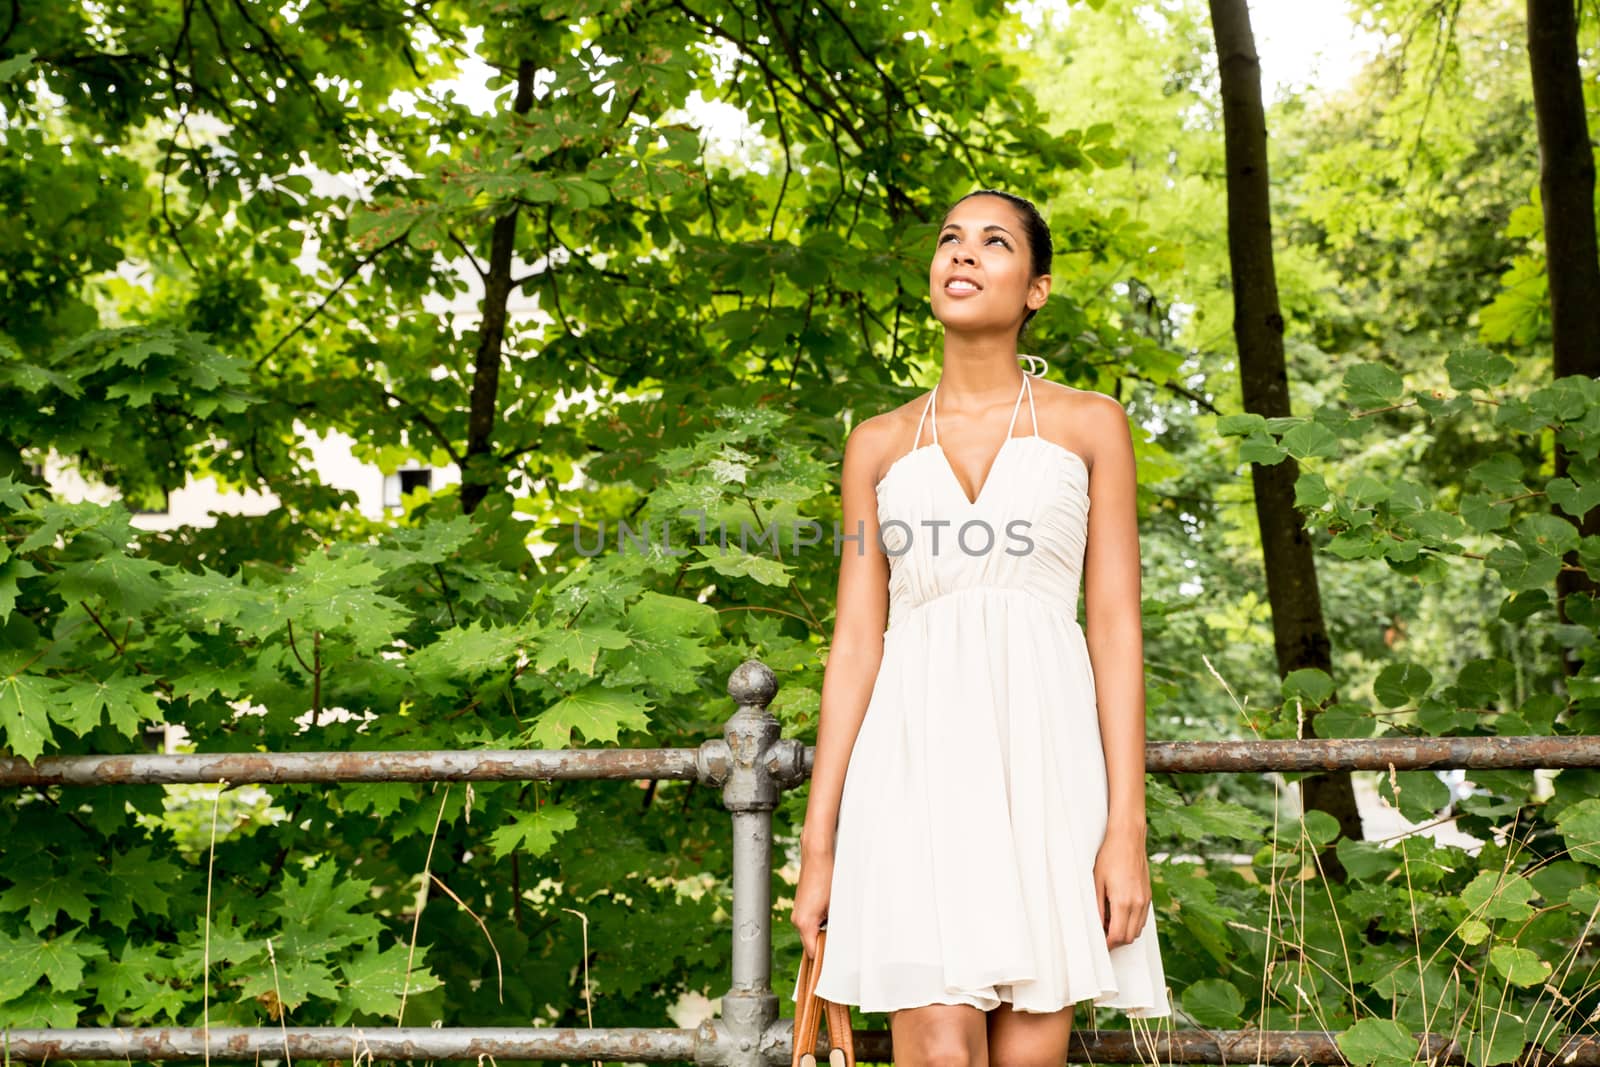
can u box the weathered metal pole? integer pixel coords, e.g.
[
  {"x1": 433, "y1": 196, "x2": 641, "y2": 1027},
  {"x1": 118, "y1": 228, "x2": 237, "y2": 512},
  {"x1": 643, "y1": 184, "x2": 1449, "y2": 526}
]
[
  {"x1": 714, "y1": 659, "x2": 790, "y2": 1066},
  {"x1": 695, "y1": 660, "x2": 790, "y2": 1067}
]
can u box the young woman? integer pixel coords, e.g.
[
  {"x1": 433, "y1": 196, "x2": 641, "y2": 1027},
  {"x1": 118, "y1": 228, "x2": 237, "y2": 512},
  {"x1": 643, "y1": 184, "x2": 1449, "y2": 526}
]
[{"x1": 790, "y1": 189, "x2": 1171, "y2": 1066}]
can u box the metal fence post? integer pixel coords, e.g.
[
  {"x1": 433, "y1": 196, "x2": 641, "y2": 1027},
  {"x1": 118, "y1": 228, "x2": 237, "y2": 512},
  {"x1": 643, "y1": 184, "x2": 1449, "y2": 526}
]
[{"x1": 699, "y1": 659, "x2": 789, "y2": 1067}]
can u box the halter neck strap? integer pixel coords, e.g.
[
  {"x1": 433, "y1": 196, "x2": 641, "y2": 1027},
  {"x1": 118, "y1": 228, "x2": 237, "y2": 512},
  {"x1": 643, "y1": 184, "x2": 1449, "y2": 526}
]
[{"x1": 912, "y1": 354, "x2": 1046, "y2": 450}]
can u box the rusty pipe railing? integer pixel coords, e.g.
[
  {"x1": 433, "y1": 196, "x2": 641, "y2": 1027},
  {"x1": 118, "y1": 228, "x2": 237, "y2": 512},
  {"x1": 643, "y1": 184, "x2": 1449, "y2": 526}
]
[
  {"x1": 7, "y1": 735, "x2": 1598, "y2": 788},
  {"x1": 3, "y1": 659, "x2": 1599, "y2": 1065}
]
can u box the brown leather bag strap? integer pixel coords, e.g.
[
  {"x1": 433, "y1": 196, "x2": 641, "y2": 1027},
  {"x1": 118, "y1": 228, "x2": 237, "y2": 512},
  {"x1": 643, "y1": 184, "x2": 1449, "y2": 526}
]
[
  {"x1": 792, "y1": 928, "x2": 856, "y2": 1067},
  {"x1": 825, "y1": 997, "x2": 856, "y2": 1067},
  {"x1": 792, "y1": 929, "x2": 826, "y2": 1067}
]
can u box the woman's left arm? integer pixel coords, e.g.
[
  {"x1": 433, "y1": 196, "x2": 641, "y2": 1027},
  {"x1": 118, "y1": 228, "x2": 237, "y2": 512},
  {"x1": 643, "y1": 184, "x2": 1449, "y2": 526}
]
[{"x1": 1079, "y1": 392, "x2": 1152, "y2": 950}]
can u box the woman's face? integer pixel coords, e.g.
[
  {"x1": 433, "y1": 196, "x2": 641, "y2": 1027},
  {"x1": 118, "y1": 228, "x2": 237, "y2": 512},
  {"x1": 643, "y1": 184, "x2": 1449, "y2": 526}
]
[{"x1": 929, "y1": 194, "x2": 1047, "y2": 337}]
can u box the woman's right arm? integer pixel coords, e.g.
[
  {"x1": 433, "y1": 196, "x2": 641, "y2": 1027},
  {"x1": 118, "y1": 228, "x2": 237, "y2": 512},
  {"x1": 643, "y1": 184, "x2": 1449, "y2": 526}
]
[{"x1": 794, "y1": 422, "x2": 892, "y2": 940}]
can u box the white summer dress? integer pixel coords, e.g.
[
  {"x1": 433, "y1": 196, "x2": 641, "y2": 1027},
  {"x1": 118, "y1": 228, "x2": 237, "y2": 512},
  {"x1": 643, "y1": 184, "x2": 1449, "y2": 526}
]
[{"x1": 791, "y1": 355, "x2": 1171, "y2": 1018}]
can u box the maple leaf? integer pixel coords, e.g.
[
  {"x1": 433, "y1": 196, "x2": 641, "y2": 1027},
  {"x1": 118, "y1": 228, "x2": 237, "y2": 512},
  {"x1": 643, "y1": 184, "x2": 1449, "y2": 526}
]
[
  {"x1": 0, "y1": 927, "x2": 106, "y2": 1001},
  {"x1": 54, "y1": 672, "x2": 163, "y2": 738},
  {"x1": 91, "y1": 941, "x2": 181, "y2": 1017},
  {"x1": 174, "y1": 905, "x2": 264, "y2": 971},
  {"x1": 522, "y1": 682, "x2": 653, "y2": 748},
  {"x1": 50, "y1": 552, "x2": 166, "y2": 615},
  {"x1": 602, "y1": 625, "x2": 713, "y2": 694},
  {"x1": 0, "y1": 557, "x2": 39, "y2": 620},
  {"x1": 106, "y1": 846, "x2": 180, "y2": 919},
  {"x1": 530, "y1": 623, "x2": 632, "y2": 676},
  {"x1": 0, "y1": 865, "x2": 95, "y2": 932},
  {"x1": 333, "y1": 942, "x2": 444, "y2": 1023},
  {"x1": 0, "y1": 986, "x2": 81, "y2": 1027},
  {"x1": 271, "y1": 862, "x2": 384, "y2": 960},
  {"x1": 487, "y1": 803, "x2": 579, "y2": 858},
  {"x1": 406, "y1": 618, "x2": 530, "y2": 694},
  {"x1": 280, "y1": 550, "x2": 408, "y2": 652},
  {"x1": 235, "y1": 946, "x2": 340, "y2": 1013},
  {"x1": 0, "y1": 670, "x2": 60, "y2": 761}
]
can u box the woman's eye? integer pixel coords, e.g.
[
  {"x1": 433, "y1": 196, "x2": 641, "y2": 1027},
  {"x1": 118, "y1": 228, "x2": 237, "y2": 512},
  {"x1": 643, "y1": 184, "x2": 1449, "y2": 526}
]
[{"x1": 938, "y1": 234, "x2": 1010, "y2": 248}]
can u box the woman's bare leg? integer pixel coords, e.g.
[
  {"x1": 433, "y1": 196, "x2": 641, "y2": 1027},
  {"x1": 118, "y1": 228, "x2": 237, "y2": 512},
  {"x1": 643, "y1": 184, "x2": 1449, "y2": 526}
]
[
  {"x1": 985, "y1": 1002, "x2": 1074, "y2": 1067},
  {"x1": 888, "y1": 1003, "x2": 989, "y2": 1067}
]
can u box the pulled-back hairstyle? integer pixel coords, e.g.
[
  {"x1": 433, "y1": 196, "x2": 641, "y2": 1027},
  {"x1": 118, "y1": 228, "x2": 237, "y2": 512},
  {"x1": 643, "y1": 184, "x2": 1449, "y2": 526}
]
[{"x1": 943, "y1": 189, "x2": 1053, "y2": 341}]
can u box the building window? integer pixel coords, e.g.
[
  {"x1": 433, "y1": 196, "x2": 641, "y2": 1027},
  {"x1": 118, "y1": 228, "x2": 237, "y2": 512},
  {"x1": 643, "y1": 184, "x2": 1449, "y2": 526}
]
[{"x1": 383, "y1": 468, "x2": 433, "y2": 509}]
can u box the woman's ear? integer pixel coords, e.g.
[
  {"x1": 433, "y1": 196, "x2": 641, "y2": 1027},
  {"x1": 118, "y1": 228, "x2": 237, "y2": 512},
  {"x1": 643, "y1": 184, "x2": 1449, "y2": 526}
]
[{"x1": 1028, "y1": 273, "x2": 1052, "y2": 311}]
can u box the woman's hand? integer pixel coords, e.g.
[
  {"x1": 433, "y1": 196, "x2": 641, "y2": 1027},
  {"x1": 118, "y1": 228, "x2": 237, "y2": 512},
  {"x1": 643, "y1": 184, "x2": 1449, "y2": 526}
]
[
  {"x1": 791, "y1": 844, "x2": 835, "y2": 958},
  {"x1": 1093, "y1": 824, "x2": 1152, "y2": 949}
]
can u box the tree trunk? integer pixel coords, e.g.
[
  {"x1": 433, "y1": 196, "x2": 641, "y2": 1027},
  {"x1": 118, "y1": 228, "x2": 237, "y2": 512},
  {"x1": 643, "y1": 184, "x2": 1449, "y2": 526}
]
[
  {"x1": 1208, "y1": 0, "x2": 1362, "y2": 876},
  {"x1": 1526, "y1": 0, "x2": 1600, "y2": 651},
  {"x1": 461, "y1": 58, "x2": 538, "y2": 515}
]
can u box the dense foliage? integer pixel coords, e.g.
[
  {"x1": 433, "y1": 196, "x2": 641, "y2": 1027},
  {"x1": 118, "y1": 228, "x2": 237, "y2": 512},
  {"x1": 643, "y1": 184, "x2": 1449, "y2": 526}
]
[{"x1": 1, "y1": 0, "x2": 1597, "y2": 1062}]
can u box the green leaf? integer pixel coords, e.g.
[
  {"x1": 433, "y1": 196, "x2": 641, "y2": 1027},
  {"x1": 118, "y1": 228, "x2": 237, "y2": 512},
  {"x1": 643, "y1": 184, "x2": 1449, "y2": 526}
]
[
  {"x1": 1280, "y1": 421, "x2": 1340, "y2": 460},
  {"x1": 1149, "y1": 796, "x2": 1265, "y2": 841},
  {"x1": 407, "y1": 619, "x2": 530, "y2": 693},
  {"x1": 1179, "y1": 977, "x2": 1244, "y2": 1026},
  {"x1": 50, "y1": 552, "x2": 166, "y2": 615},
  {"x1": 1555, "y1": 798, "x2": 1600, "y2": 866},
  {"x1": 487, "y1": 802, "x2": 580, "y2": 858},
  {"x1": 1300, "y1": 809, "x2": 1341, "y2": 847},
  {"x1": 1374, "y1": 663, "x2": 1431, "y2": 708},
  {"x1": 272, "y1": 863, "x2": 385, "y2": 962},
  {"x1": 1489, "y1": 944, "x2": 1551, "y2": 987},
  {"x1": 280, "y1": 550, "x2": 409, "y2": 652},
  {"x1": 0, "y1": 49, "x2": 37, "y2": 83},
  {"x1": 1334, "y1": 838, "x2": 1399, "y2": 881},
  {"x1": 1282, "y1": 668, "x2": 1334, "y2": 705},
  {"x1": 1518, "y1": 511, "x2": 1581, "y2": 557},
  {"x1": 1216, "y1": 413, "x2": 1267, "y2": 436},
  {"x1": 0, "y1": 557, "x2": 40, "y2": 620},
  {"x1": 1346, "y1": 475, "x2": 1391, "y2": 507},
  {"x1": 1344, "y1": 363, "x2": 1405, "y2": 407},
  {"x1": 235, "y1": 944, "x2": 340, "y2": 1011},
  {"x1": 1461, "y1": 1007, "x2": 1529, "y2": 1066},
  {"x1": 1238, "y1": 431, "x2": 1287, "y2": 465},
  {"x1": 336, "y1": 942, "x2": 445, "y2": 1023},
  {"x1": 0, "y1": 670, "x2": 60, "y2": 761},
  {"x1": 106, "y1": 846, "x2": 181, "y2": 919},
  {"x1": 0, "y1": 866, "x2": 95, "y2": 932},
  {"x1": 176, "y1": 905, "x2": 263, "y2": 971},
  {"x1": 0, "y1": 927, "x2": 105, "y2": 1001},
  {"x1": 523, "y1": 683, "x2": 654, "y2": 748},
  {"x1": 1315, "y1": 702, "x2": 1377, "y2": 739},
  {"x1": 1445, "y1": 347, "x2": 1515, "y2": 391},
  {"x1": 686, "y1": 542, "x2": 794, "y2": 585},
  {"x1": 1460, "y1": 870, "x2": 1539, "y2": 921},
  {"x1": 55, "y1": 672, "x2": 163, "y2": 738},
  {"x1": 1294, "y1": 471, "x2": 1329, "y2": 508},
  {"x1": 1548, "y1": 476, "x2": 1600, "y2": 520},
  {"x1": 1336, "y1": 1017, "x2": 1418, "y2": 1067},
  {"x1": 0, "y1": 985, "x2": 81, "y2": 1027},
  {"x1": 92, "y1": 942, "x2": 184, "y2": 1018},
  {"x1": 531, "y1": 623, "x2": 633, "y2": 676}
]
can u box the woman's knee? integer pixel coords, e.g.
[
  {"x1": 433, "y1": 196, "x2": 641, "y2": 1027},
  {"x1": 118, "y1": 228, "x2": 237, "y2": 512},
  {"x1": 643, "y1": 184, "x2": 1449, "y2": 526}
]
[{"x1": 890, "y1": 1003, "x2": 988, "y2": 1067}]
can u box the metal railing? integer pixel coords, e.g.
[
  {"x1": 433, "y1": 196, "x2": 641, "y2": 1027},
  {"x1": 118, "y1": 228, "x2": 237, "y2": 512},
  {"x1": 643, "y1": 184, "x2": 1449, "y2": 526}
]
[{"x1": 3, "y1": 659, "x2": 1599, "y2": 1065}]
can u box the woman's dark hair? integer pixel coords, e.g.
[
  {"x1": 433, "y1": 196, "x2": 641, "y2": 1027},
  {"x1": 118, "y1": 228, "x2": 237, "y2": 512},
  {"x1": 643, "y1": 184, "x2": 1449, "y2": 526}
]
[{"x1": 944, "y1": 188, "x2": 1053, "y2": 340}]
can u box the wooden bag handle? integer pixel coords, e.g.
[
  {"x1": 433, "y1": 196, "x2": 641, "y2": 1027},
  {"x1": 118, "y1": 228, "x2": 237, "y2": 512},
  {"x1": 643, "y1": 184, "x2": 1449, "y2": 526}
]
[{"x1": 792, "y1": 927, "x2": 857, "y2": 1067}]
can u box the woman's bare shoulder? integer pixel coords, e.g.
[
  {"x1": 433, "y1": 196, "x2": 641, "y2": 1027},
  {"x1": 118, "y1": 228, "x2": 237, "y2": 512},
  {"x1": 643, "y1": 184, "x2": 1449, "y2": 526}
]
[
  {"x1": 1030, "y1": 379, "x2": 1128, "y2": 470},
  {"x1": 846, "y1": 392, "x2": 933, "y2": 485}
]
